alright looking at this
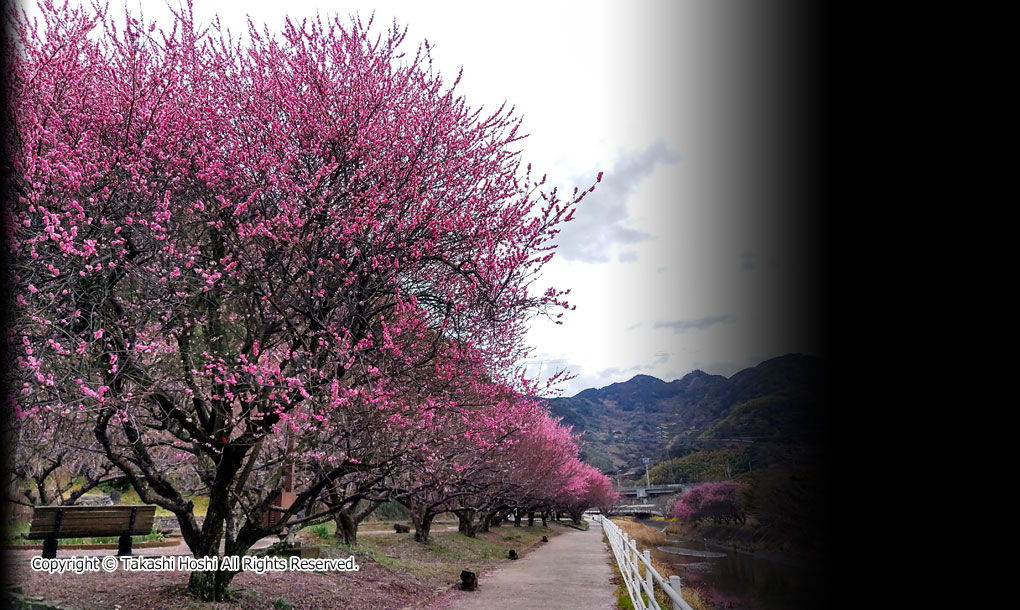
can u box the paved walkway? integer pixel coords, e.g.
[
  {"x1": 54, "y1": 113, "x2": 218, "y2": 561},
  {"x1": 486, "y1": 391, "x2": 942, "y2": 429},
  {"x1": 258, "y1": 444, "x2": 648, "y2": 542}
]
[{"x1": 439, "y1": 519, "x2": 617, "y2": 610}]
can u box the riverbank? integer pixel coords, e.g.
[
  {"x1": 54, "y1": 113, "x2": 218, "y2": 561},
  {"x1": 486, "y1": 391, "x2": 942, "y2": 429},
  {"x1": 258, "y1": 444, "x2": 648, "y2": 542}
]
[
  {"x1": 3, "y1": 521, "x2": 562, "y2": 609},
  {"x1": 663, "y1": 521, "x2": 821, "y2": 564},
  {"x1": 605, "y1": 519, "x2": 711, "y2": 610},
  {"x1": 628, "y1": 517, "x2": 827, "y2": 609}
]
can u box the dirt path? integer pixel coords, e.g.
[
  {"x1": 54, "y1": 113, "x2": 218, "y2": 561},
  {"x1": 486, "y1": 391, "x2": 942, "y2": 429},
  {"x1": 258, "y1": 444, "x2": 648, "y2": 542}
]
[
  {"x1": 436, "y1": 519, "x2": 617, "y2": 610},
  {"x1": 359, "y1": 525, "x2": 458, "y2": 536}
]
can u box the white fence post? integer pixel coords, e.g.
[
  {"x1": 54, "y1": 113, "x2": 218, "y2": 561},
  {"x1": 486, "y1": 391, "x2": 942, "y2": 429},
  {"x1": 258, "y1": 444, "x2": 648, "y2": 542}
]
[
  {"x1": 669, "y1": 575, "x2": 684, "y2": 610},
  {"x1": 630, "y1": 538, "x2": 640, "y2": 600},
  {"x1": 644, "y1": 548, "x2": 653, "y2": 603}
]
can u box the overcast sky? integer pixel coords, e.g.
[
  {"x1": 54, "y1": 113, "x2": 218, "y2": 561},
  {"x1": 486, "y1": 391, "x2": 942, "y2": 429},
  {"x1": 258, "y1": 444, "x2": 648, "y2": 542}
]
[{"x1": 19, "y1": 0, "x2": 826, "y2": 396}]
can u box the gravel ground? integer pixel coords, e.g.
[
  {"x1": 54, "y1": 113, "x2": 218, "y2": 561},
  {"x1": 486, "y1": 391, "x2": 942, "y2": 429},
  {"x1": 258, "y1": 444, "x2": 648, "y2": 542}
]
[
  {"x1": 3, "y1": 546, "x2": 437, "y2": 609},
  {"x1": 3, "y1": 522, "x2": 556, "y2": 609}
]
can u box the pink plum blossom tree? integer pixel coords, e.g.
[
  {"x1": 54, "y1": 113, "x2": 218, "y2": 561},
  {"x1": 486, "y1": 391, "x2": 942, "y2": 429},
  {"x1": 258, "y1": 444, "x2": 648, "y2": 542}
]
[
  {"x1": 446, "y1": 409, "x2": 578, "y2": 537},
  {"x1": 670, "y1": 481, "x2": 747, "y2": 525},
  {"x1": 557, "y1": 462, "x2": 617, "y2": 524},
  {"x1": 3, "y1": 406, "x2": 117, "y2": 508},
  {"x1": 3, "y1": 1, "x2": 595, "y2": 599}
]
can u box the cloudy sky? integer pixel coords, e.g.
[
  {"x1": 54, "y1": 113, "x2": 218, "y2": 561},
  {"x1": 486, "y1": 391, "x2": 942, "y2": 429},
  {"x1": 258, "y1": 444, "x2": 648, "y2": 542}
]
[{"x1": 19, "y1": 0, "x2": 826, "y2": 396}]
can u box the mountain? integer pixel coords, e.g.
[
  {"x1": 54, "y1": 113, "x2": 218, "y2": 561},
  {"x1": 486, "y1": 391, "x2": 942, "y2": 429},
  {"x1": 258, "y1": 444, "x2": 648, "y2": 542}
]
[{"x1": 546, "y1": 354, "x2": 827, "y2": 479}]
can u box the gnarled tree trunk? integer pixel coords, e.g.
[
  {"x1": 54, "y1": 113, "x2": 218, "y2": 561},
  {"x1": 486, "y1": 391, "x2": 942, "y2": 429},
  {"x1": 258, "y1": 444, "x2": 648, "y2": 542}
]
[
  {"x1": 335, "y1": 510, "x2": 358, "y2": 545},
  {"x1": 455, "y1": 509, "x2": 478, "y2": 538},
  {"x1": 411, "y1": 507, "x2": 436, "y2": 543}
]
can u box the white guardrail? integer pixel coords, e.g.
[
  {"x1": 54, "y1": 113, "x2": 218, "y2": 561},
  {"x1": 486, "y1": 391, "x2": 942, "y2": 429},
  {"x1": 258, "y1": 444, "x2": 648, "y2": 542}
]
[{"x1": 596, "y1": 515, "x2": 694, "y2": 610}]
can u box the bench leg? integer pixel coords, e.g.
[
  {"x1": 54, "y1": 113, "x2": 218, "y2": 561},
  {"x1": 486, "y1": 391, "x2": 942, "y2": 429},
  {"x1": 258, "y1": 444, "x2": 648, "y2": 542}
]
[
  {"x1": 117, "y1": 534, "x2": 133, "y2": 556},
  {"x1": 43, "y1": 536, "x2": 58, "y2": 559}
]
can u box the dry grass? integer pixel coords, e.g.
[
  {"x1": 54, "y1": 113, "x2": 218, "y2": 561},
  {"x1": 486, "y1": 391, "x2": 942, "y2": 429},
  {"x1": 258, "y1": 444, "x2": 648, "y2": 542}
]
[
  {"x1": 663, "y1": 520, "x2": 691, "y2": 535},
  {"x1": 681, "y1": 586, "x2": 712, "y2": 610},
  {"x1": 611, "y1": 518, "x2": 667, "y2": 548},
  {"x1": 345, "y1": 525, "x2": 555, "y2": 583}
]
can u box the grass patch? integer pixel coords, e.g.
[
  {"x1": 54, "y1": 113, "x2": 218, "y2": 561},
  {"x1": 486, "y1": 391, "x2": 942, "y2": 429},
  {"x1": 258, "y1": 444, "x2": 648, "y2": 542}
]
[
  {"x1": 557, "y1": 519, "x2": 589, "y2": 531},
  {"x1": 359, "y1": 520, "x2": 415, "y2": 532},
  {"x1": 2, "y1": 522, "x2": 30, "y2": 545},
  {"x1": 3, "y1": 524, "x2": 165, "y2": 546},
  {"x1": 339, "y1": 525, "x2": 557, "y2": 583},
  {"x1": 114, "y1": 490, "x2": 209, "y2": 517},
  {"x1": 294, "y1": 519, "x2": 427, "y2": 541}
]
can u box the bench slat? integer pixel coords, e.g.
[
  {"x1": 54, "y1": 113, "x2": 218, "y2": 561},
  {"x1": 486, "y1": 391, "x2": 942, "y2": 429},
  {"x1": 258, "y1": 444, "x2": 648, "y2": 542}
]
[
  {"x1": 31, "y1": 512, "x2": 157, "y2": 522},
  {"x1": 27, "y1": 515, "x2": 156, "y2": 530},
  {"x1": 27, "y1": 526, "x2": 155, "y2": 539},
  {"x1": 30, "y1": 511, "x2": 157, "y2": 524},
  {"x1": 31, "y1": 505, "x2": 155, "y2": 514},
  {"x1": 27, "y1": 505, "x2": 157, "y2": 540}
]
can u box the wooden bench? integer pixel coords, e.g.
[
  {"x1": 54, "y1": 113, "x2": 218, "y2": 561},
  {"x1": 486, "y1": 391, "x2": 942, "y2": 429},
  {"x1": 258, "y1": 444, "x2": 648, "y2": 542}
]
[{"x1": 28, "y1": 505, "x2": 157, "y2": 558}]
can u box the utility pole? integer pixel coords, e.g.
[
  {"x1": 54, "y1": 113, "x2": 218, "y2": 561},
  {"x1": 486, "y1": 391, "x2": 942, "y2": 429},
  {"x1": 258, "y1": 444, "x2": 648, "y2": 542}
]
[{"x1": 643, "y1": 457, "x2": 650, "y2": 488}]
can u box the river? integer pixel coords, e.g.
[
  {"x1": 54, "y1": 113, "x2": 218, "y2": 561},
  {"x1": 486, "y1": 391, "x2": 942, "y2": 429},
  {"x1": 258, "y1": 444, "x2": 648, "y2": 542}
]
[{"x1": 633, "y1": 519, "x2": 825, "y2": 610}]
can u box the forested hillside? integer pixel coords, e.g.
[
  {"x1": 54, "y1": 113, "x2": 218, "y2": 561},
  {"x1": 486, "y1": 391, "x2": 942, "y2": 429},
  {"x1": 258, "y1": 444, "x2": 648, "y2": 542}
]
[{"x1": 547, "y1": 353, "x2": 827, "y2": 482}]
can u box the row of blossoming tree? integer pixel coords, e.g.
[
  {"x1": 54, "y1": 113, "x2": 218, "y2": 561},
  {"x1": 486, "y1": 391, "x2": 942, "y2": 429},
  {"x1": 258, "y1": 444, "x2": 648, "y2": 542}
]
[{"x1": 2, "y1": 1, "x2": 615, "y2": 600}]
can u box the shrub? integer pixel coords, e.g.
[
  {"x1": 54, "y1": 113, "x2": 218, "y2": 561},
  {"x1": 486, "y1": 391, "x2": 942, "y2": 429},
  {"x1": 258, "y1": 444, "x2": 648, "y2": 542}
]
[{"x1": 670, "y1": 481, "x2": 747, "y2": 525}]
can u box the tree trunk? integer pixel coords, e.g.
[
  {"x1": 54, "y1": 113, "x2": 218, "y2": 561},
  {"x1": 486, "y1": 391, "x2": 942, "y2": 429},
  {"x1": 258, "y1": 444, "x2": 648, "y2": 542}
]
[
  {"x1": 513, "y1": 509, "x2": 522, "y2": 527},
  {"x1": 188, "y1": 566, "x2": 238, "y2": 602},
  {"x1": 335, "y1": 510, "x2": 358, "y2": 545},
  {"x1": 479, "y1": 508, "x2": 499, "y2": 533},
  {"x1": 412, "y1": 509, "x2": 434, "y2": 543},
  {"x1": 189, "y1": 570, "x2": 218, "y2": 601},
  {"x1": 541, "y1": 510, "x2": 548, "y2": 526},
  {"x1": 184, "y1": 502, "x2": 265, "y2": 601},
  {"x1": 455, "y1": 510, "x2": 478, "y2": 538},
  {"x1": 528, "y1": 511, "x2": 535, "y2": 527}
]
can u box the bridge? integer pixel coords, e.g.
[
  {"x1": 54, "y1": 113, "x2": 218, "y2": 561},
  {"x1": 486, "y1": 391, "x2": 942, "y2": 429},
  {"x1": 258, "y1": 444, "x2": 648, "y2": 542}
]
[
  {"x1": 611, "y1": 504, "x2": 663, "y2": 518},
  {"x1": 614, "y1": 483, "x2": 698, "y2": 499},
  {"x1": 608, "y1": 483, "x2": 702, "y2": 518}
]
